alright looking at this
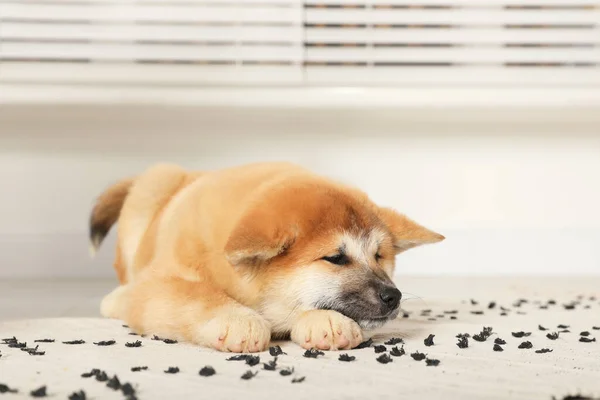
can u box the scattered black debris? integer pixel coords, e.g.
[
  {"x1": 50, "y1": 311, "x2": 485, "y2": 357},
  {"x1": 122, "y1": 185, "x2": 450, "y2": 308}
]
[
  {"x1": 424, "y1": 334, "x2": 435, "y2": 347},
  {"x1": 121, "y1": 383, "x2": 135, "y2": 396},
  {"x1": 539, "y1": 325, "x2": 548, "y2": 331},
  {"x1": 292, "y1": 377, "x2": 306, "y2": 383},
  {"x1": 376, "y1": 353, "x2": 393, "y2": 364},
  {"x1": 472, "y1": 326, "x2": 494, "y2": 342},
  {"x1": 20, "y1": 344, "x2": 45, "y2": 356},
  {"x1": 500, "y1": 312, "x2": 508, "y2": 316},
  {"x1": 547, "y1": 332, "x2": 560, "y2": 340},
  {"x1": 539, "y1": 305, "x2": 549, "y2": 310},
  {"x1": 354, "y1": 338, "x2": 373, "y2": 349},
  {"x1": 535, "y1": 348, "x2": 553, "y2": 354},
  {"x1": 560, "y1": 330, "x2": 571, "y2": 333},
  {"x1": 421, "y1": 309, "x2": 432, "y2": 313},
  {"x1": 513, "y1": 299, "x2": 528, "y2": 307},
  {"x1": 164, "y1": 367, "x2": 180, "y2": 374},
  {"x1": 243, "y1": 355, "x2": 259, "y2": 366},
  {"x1": 518, "y1": 341, "x2": 533, "y2": 349},
  {"x1": 425, "y1": 358, "x2": 440, "y2": 366},
  {"x1": 563, "y1": 304, "x2": 576, "y2": 310},
  {"x1": 410, "y1": 351, "x2": 426, "y2": 361},
  {"x1": 227, "y1": 354, "x2": 250, "y2": 361},
  {"x1": 552, "y1": 393, "x2": 600, "y2": 400},
  {"x1": 95, "y1": 371, "x2": 108, "y2": 382},
  {"x1": 33, "y1": 339, "x2": 54, "y2": 343},
  {"x1": 512, "y1": 331, "x2": 532, "y2": 338},
  {"x1": 456, "y1": 333, "x2": 470, "y2": 339},
  {"x1": 548, "y1": 300, "x2": 556, "y2": 305},
  {"x1": 450, "y1": 316, "x2": 457, "y2": 320},
  {"x1": 279, "y1": 367, "x2": 294, "y2": 376},
  {"x1": 5, "y1": 339, "x2": 26, "y2": 348},
  {"x1": 470, "y1": 299, "x2": 478, "y2": 305},
  {"x1": 374, "y1": 345, "x2": 387, "y2": 353},
  {"x1": 494, "y1": 338, "x2": 506, "y2": 345},
  {"x1": 402, "y1": 312, "x2": 410, "y2": 318},
  {"x1": 471, "y1": 311, "x2": 484, "y2": 315},
  {"x1": 125, "y1": 340, "x2": 142, "y2": 348},
  {"x1": 493, "y1": 344, "x2": 504, "y2": 352},
  {"x1": 269, "y1": 346, "x2": 285, "y2": 356},
  {"x1": 93, "y1": 340, "x2": 115, "y2": 346},
  {"x1": 384, "y1": 337, "x2": 404, "y2": 345},
  {"x1": 593, "y1": 327, "x2": 600, "y2": 330},
  {"x1": 303, "y1": 349, "x2": 324, "y2": 359},
  {"x1": 338, "y1": 353, "x2": 356, "y2": 362},
  {"x1": 199, "y1": 366, "x2": 216, "y2": 376},
  {"x1": 81, "y1": 369, "x2": 100, "y2": 378},
  {"x1": 163, "y1": 339, "x2": 177, "y2": 344},
  {"x1": 580, "y1": 331, "x2": 590, "y2": 337},
  {"x1": 457, "y1": 337, "x2": 469, "y2": 349},
  {"x1": 106, "y1": 376, "x2": 121, "y2": 390},
  {"x1": 152, "y1": 335, "x2": 162, "y2": 341},
  {"x1": 30, "y1": 385, "x2": 47, "y2": 397},
  {"x1": 122, "y1": 325, "x2": 129, "y2": 328},
  {"x1": 1, "y1": 336, "x2": 17, "y2": 344},
  {"x1": 444, "y1": 310, "x2": 459, "y2": 314},
  {"x1": 500, "y1": 306, "x2": 510, "y2": 312},
  {"x1": 558, "y1": 324, "x2": 570, "y2": 329},
  {"x1": 131, "y1": 366, "x2": 148, "y2": 372},
  {"x1": 68, "y1": 390, "x2": 86, "y2": 400},
  {"x1": 241, "y1": 370, "x2": 258, "y2": 380},
  {"x1": 390, "y1": 346, "x2": 405, "y2": 357},
  {"x1": 579, "y1": 337, "x2": 596, "y2": 343},
  {"x1": 0, "y1": 383, "x2": 18, "y2": 394},
  {"x1": 263, "y1": 358, "x2": 277, "y2": 370},
  {"x1": 488, "y1": 302, "x2": 496, "y2": 309}
]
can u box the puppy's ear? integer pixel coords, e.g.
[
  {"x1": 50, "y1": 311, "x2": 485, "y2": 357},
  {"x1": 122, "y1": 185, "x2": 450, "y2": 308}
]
[
  {"x1": 224, "y1": 206, "x2": 297, "y2": 267},
  {"x1": 378, "y1": 207, "x2": 445, "y2": 254}
]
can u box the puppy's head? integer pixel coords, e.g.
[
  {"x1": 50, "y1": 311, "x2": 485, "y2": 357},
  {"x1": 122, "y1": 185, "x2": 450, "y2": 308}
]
[{"x1": 224, "y1": 180, "x2": 444, "y2": 330}]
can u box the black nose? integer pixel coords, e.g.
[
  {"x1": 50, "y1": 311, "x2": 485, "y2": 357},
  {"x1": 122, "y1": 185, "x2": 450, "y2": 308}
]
[{"x1": 379, "y1": 287, "x2": 401, "y2": 310}]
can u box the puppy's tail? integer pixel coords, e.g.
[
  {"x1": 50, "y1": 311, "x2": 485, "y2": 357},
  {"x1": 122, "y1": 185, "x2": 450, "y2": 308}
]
[{"x1": 89, "y1": 177, "x2": 135, "y2": 257}]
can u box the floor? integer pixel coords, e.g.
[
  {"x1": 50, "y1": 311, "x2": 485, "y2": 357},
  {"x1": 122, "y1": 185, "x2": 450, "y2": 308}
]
[{"x1": 1, "y1": 277, "x2": 599, "y2": 400}]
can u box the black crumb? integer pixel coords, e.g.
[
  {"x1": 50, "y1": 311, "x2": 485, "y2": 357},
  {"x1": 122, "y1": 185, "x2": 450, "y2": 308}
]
[
  {"x1": 560, "y1": 330, "x2": 571, "y2": 333},
  {"x1": 425, "y1": 358, "x2": 440, "y2": 366},
  {"x1": 227, "y1": 354, "x2": 250, "y2": 361},
  {"x1": 424, "y1": 334, "x2": 435, "y2": 347},
  {"x1": 554, "y1": 393, "x2": 600, "y2": 400},
  {"x1": 494, "y1": 338, "x2": 506, "y2": 345},
  {"x1": 354, "y1": 338, "x2": 373, "y2": 349},
  {"x1": 338, "y1": 353, "x2": 356, "y2": 362},
  {"x1": 410, "y1": 351, "x2": 426, "y2": 361},
  {"x1": 303, "y1": 349, "x2": 324, "y2": 358},
  {"x1": 450, "y1": 316, "x2": 457, "y2": 320},
  {"x1": 374, "y1": 345, "x2": 387, "y2": 353},
  {"x1": 500, "y1": 306, "x2": 510, "y2": 312},
  {"x1": 162, "y1": 339, "x2": 178, "y2": 344},
  {"x1": 512, "y1": 331, "x2": 532, "y2": 338},
  {"x1": 120, "y1": 383, "x2": 135, "y2": 396},
  {"x1": 7, "y1": 341, "x2": 26, "y2": 348},
  {"x1": 471, "y1": 311, "x2": 484, "y2": 315},
  {"x1": 263, "y1": 358, "x2": 277, "y2": 370},
  {"x1": 472, "y1": 327, "x2": 494, "y2": 342},
  {"x1": 128, "y1": 333, "x2": 139, "y2": 336},
  {"x1": 580, "y1": 331, "x2": 590, "y2": 337},
  {"x1": 291, "y1": 377, "x2": 306, "y2": 383},
  {"x1": 269, "y1": 345, "x2": 286, "y2": 357},
  {"x1": 539, "y1": 325, "x2": 548, "y2": 331},
  {"x1": 0, "y1": 383, "x2": 18, "y2": 393},
  {"x1": 402, "y1": 312, "x2": 410, "y2": 318},
  {"x1": 518, "y1": 341, "x2": 533, "y2": 349},
  {"x1": 470, "y1": 299, "x2": 478, "y2": 305},
  {"x1": 81, "y1": 369, "x2": 100, "y2": 378},
  {"x1": 376, "y1": 353, "x2": 393, "y2": 364},
  {"x1": 493, "y1": 344, "x2": 504, "y2": 352},
  {"x1": 548, "y1": 300, "x2": 556, "y2": 305},
  {"x1": 384, "y1": 337, "x2": 404, "y2": 345},
  {"x1": 456, "y1": 333, "x2": 470, "y2": 339},
  {"x1": 164, "y1": 367, "x2": 180, "y2": 374},
  {"x1": 457, "y1": 337, "x2": 469, "y2": 349},
  {"x1": 34, "y1": 339, "x2": 54, "y2": 343},
  {"x1": 106, "y1": 376, "x2": 121, "y2": 390},
  {"x1": 279, "y1": 367, "x2": 294, "y2": 376},
  {"x1": 500, "y1": 312, "x2": 508, "y2": 316},
  {"x1": 30, "y1": 385, "x2": 47, "y2": 397},
  {"x1": 547, "y1": 332, "x2": 560, "y2": 340},
  {"x1": 390, "y1": 346, "x2": 405, "y2": 357},
  {"x1": 245, "y1": 356, "x2": 261, "y2": 366},
  {"x1": 199, "y1": 366, "x2": 216, "y2": 376},
  {"x1": 2, "y1": 336, "x2": 17, "y2": 343},
  {"x1": 241, "y1": 370, "x2": 258, "y2": 380},
  {"x1": 421, "y1": 309, "x2": 432, "y2": 313},
  {"x1": 444, "y1": 310, "x2": 459, "y2": 314},
  {"x1": 563, "y1": 304, "x2": 576, "y2": 310},
  {"x1": 95, "y1": 371, "x2": 108, "y2": 382},
  {"x1": 558, "y1": 324, "x2": 570, "y2": 329},
  {"x1": 579, "y1": 337, "x2": 596, "y2": 343},
  {"x1": 152, "y1": 335, "x2": 162, "y2": 341},
  {"x1": 93, "y1": 340, "x2": 116, "y2": 346},
  {"x1": 488, "y1": 302, "x2": 496, "y2": 309},
  {"x1": 68, "y1": 390, "x2": 86, "y2": 400},
  {"x1": 539, "y1": 305, "x2": 549, "y2": 310},
  {"x1": 125, "y1": 341, "x2": 142, "y2": 348},
  {"x1": 131, "y1": 366, "x2": 148, "y2": 372},
  {"x1": 535, "y1": 348, "x2": 553, "y2": 354},
  {"x1": 593, "y1": 327, "x2": 600, "y2": 330}
]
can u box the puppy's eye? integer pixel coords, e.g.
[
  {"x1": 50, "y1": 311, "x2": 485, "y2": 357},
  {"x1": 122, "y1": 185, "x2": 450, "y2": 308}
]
[
  {"x1": 322, "y1": 254, "x2": 350, "y2": 266},
  {"x1": 375, "y1": 253, "x2": 383, "y2": 261}
]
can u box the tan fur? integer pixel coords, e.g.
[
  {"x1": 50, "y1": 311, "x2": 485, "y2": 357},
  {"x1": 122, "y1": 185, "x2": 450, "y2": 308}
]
[{"x1": 90, "y1": 162, "x2": 444, "y2": 352}]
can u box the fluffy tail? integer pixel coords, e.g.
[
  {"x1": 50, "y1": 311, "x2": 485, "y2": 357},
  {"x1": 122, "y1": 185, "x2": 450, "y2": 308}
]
[{"x1": 89, "y1": 178, "x2": 135, "y2": 256}]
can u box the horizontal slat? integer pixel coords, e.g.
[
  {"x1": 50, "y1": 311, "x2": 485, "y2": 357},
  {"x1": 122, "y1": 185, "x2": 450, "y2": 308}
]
[
  {"x1": 305, "y1": 10, "x2": 600, "y2": 25},
  {"x1": 1, "y1": 23, "x2": 302, "y2": 43},
  {"x1": 306, "y1": 47, "x2": 600, "y2": 62},
  {"x1": 1, "y1": 4, "x2": 301, "y2": 23},
  {"x1": 305, "y1": 27, "x2": 600, "y2": 44},
  {"x1": 0, "y1": 43, "x2": 302, "y2": 62}
]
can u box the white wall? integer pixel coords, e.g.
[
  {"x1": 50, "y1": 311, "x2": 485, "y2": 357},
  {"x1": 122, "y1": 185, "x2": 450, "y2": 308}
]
[{"x1": 1, "y1": 105, "x2": 600, "y2": 278}]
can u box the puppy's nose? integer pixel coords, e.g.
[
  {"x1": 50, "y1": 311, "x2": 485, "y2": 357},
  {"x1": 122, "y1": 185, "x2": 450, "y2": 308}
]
[{"x1": 379, "y1": 287, "x2": 401, "y2": 310}]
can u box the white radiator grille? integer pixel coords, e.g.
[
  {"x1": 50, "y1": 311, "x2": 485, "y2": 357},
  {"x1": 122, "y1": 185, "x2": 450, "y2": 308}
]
[{"x1": 1, "y1": 0, "x2": 600, "y2": 87}]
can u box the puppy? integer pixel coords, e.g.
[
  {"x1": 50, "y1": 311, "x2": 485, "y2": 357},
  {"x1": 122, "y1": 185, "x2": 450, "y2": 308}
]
[{"x1": 90, "y1": 162, "x2": 444, "y2": 352}]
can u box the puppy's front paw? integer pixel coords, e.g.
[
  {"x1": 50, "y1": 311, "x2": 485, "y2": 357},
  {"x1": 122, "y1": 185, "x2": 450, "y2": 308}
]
[
  {"x1": 291, "y1": 310, "x2": 363, "y2": 351},
  {"x1": 199, "y1": 307, "x2": 271, "y2": 353}
]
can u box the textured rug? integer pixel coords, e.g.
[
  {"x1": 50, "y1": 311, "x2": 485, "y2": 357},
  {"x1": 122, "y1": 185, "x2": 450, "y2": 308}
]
[{"x1": 1, "y1": 292, "x2": 599, "y2": 400}]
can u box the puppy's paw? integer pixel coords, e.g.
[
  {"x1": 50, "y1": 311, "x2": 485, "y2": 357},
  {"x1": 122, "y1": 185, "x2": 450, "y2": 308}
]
[
  {"x1": 100, "y1": 285, "x2": 129, "y2": 319},
  {"x1": 199, "y1": 307, "x2": 271, "y2": 353},
  {"x1": 291, "y1": 310, "x2": 363, "y2": 351}
]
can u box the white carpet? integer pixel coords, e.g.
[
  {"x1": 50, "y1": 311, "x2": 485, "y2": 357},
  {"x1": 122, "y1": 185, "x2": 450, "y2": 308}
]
[{"x1": 1, "y1": 286, "x2": 599, "y2": 400}]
